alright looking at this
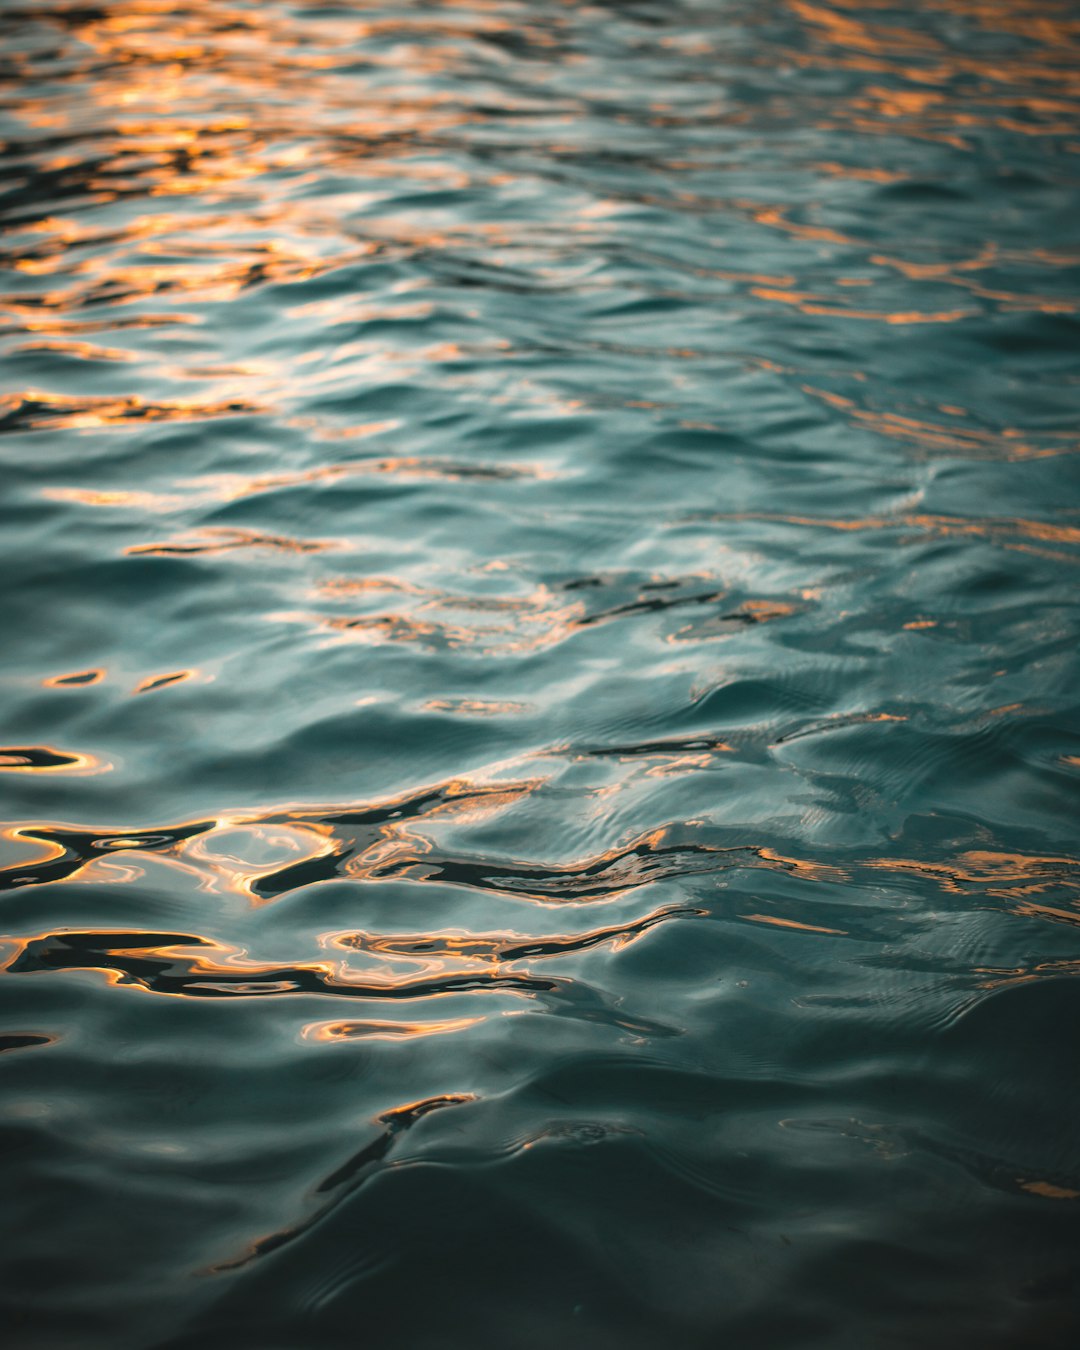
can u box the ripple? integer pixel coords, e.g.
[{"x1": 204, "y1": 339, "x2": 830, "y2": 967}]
[
  {"x1": 0, "y1": 818, "x2": 215, "y2": 891},
  {"x1": 0, "y1": 746, "x2": 105, "y2": 775},
  {"x1": 125, "y1": 529, "x2": 337, "y2": 557},
  {"x1": 212, "y1": 1093, "x2": 477, "y2": 1272},
  {"x1": 0, "y1": 391, "x2": 266, "y2": 434},
  {"x1": 332, "y1": 903, "x2": 702, "y2": 965},
  {"x1": 4, "y1": 928, "x2": 560, "y2": 1002}
]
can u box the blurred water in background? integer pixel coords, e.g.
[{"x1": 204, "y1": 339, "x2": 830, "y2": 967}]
[{"x1": 1, "y1": 2, "x2": 1079, "y2": 1346}]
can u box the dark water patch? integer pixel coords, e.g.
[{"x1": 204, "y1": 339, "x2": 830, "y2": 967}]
[
  {"x1": 211, "y1": 1093, "x2": 476, "y2": 1271},
  {"x1": 0, "y1": 1032, "x2": 55, "y2": 1055},
  {"x1": 574, "y1": 732, "x2": 735, "y2": 760},
  {"x1": 0, "y1": 746, "x2": 85, "y2": 771},
  {"x1": 43, "y1": 669, "x2": 105, "y2": 687}
]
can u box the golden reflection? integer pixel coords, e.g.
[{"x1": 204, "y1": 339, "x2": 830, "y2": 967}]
[
  {"x1": 0, "y1": 747, "x2": 108, "y2": 775},
  {"x1": 291, "y1": 572, "x2": 799, "y2": 657},
  {"x1": 751, "y1": 286, "x2": 975, "y2": 325},
  {"x1": 775, "y1": 0, "x2": 1080, "y2": 160},
  {"x1": 1010, "y1": 900, "x2": 1080, "y2": 929},
  {"x1": 290, "y1": 775, "x2": 540, "y2": 829},
  {"x1": 711, "y1": 508, "x2": 1080, "y2": 554},
  {"x1": 0, "y1": 816, "x2": 220, "y2": 892},
  {"x1": 330, "y1": 903, "x2": 697, "y2": 971},
  {"x1": 220, "y1": 775, "x2": 550, "y2": 904},
  {"x1": 125, "y1": 528, "x2": 336, "y2": 556},
  {"x1": 866, "y1": 244, "x2": 1080, "y2": 316},
  {"x1": 771, "y1": 711, "x2": 905, "y2": 750},
  {"x1": 0, "y1": 826, "x2": 68, "y2": 872},
  {"x1": 423, "y1": 698, "x2": 529, "y2": 716},
  {"x1": 44, "y1": 486, "x2": 186, "y2": 512},
  {"x1": 4, "y1": 0, "x2": 1076, "y2": 1080},
  {"x1": 43, "y1": 669, "x2": 106, "y2": 688},
  {"x1": 10, "y1": 339, "x2": 139, "y2": 363},
  {"x1": 283, "y1": 417, "x2": 399, "y2": 443},
  {"x1": 752, "y1": 204, "x2": 858, "y2": 247},
  {"x1": 179, "y1": 821, "x2": 340, "y2": 905},
  {"x1": 756, "y1": 849, "x2": 848, "y2": 883},
  {"x1": 302, "y1": 1016, "x2": 484, "y2": 1043},
  {"x1": 342, "y1": 823, "x2": 841, "y2": 905},
  {"x1": 132, "y1": 669, "x2": 199, "y2": 695},
  {"x1": 658, "y1": 596, "x2": 799, "y2": 644},
  {"x1": 739, "y1": 599, "x2": 798, "y2": 621},
  {"x1": 973, "y1": 957, "x2": 1080, "y2": 990},
  {"x1": 739, "y1": 912, "x2": 847, "y2": 935},
  {"x1": 867, "y1": 849, "x2": 1080, "y2": 902},
  {"x1": 810, "y1": 397, "x2": 1047, "y2": 462},
  {"x1": 788, "y1": 0, "x2": 944, "y2": 56},
  {"x1": 1, "y1": 765, "x2": 834, "y2": 911},
  {"x1": 289, "y1": 581, "x2": 587, "y2": 656},
  {"x1": 319, "y1": 576, "x2": 427, "y2": 599},
  {"x1": 561, "y1": 734, "x2": 735, "y2": 782},
  {"x1": 150, "y1": 455, "x2": 552, "y2": 513},
  {"x1": 1, "y1": 391, "x2": 265, "y2": 433},
  {"x1": 1018, "y1": 1180, "x2": 1080, "y2": 1201},
  {"x1": 2, "y1": 925, "x2": 558, "y2": 1004},
  {"x1": 813, "y1": 160, "x2": 908, "y2": 182},
  {"x1": 6, "y1": 313, "x2": 199, "y2": 336}
]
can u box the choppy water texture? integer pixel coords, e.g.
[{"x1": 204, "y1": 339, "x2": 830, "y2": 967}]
[{"x1": 2, "y1": 1, "x2": 1079, "y2": 1346}]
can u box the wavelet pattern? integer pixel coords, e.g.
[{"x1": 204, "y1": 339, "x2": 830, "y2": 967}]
[{"x1": 1, "y1": 2, "x2": 1079, "y2": 1348}]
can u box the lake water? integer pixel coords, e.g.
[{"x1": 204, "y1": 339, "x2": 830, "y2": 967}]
[{"x1": 2, "y1": 2, "x2": 1079, "y2": 1346}]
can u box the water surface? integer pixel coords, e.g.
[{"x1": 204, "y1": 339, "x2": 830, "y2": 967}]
[{"x1": 2, "y1": 2, "x2": 1080, "y2": 1346}]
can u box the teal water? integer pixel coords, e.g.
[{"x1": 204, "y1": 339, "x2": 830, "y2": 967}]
[{"x1": 1, "y1": 1, "x2": 1079, "y2": 1346}]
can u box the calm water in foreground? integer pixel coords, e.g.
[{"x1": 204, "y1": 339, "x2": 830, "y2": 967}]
[{"x1": 1, "y1": 2, "x2": 1079, "y2": 1346}]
